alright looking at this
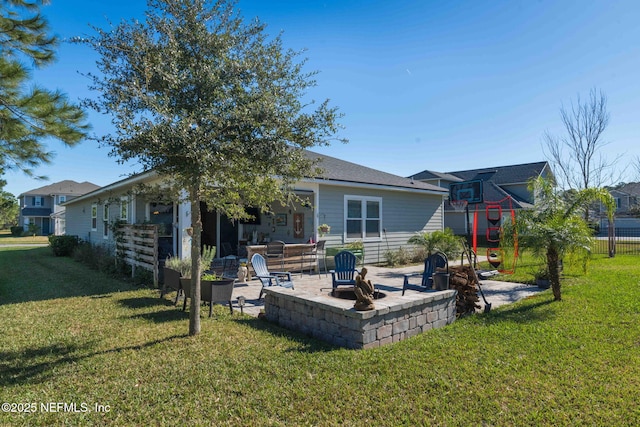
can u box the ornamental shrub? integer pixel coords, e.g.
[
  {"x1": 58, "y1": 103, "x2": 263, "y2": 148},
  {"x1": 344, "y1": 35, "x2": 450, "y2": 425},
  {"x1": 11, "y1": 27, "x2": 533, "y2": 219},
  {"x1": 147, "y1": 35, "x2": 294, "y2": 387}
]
[{"x1": 48, "y1": 235, "x2": 80, "y2": 257}]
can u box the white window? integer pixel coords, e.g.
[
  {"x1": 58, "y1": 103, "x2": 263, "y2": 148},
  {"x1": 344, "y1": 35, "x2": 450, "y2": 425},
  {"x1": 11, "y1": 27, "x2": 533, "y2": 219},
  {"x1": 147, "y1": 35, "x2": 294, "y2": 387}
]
[
  {"x1": 34, "y1": 196, "x2": 44, "y2": 207},
  {"x1": 91, "y1": 204, "x2": 97, "y2": 231},
  {"x1": 344, "y1": 196, "x2": 382, "y2": 241},
  {"x1": 120, "y1": 198, "x2": 129, "y2": 221},
  {"x1": 58, "y1": 195, "x2": 66, "y2": 204},
  {"x1": 103, "y1": 204, "x2": 109, "y2": 239}
]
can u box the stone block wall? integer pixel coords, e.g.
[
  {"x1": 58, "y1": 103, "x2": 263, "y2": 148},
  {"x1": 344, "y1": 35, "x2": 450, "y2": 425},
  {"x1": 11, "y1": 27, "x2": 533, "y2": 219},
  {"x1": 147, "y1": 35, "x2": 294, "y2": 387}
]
[{"x1": 264, "y1": 288, "x2": 457, "y2": 349}]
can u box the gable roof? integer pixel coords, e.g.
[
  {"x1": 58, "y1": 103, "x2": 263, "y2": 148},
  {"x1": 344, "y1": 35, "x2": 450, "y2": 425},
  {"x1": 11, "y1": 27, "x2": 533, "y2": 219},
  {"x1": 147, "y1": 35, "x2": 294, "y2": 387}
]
[
  {"x1": 19, "y1": 180, "x2": 100, "y2": 197},
  {"x1": 410, "y1": 170, "x2": 463, "y2": 182},
  {"x1": 444, "y1": 161, "x2": 549, "y2": 185},
  {"x1": 615, "y1": 182, "x2": 640, "y2": 196},
  {"x1": 305, "y1": 151, "x2": 446, "y2": 193}
]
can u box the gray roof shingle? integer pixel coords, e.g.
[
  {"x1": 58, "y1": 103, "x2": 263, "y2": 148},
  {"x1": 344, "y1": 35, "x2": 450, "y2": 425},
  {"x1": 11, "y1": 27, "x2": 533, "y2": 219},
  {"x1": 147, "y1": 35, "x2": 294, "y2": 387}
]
[
  {"x1": 20, "y1": 180, "x2": 100, "y2": 197},
  {"x1": 445, "y1": 161, "x2": 549, "y2": 185},
  {"x1": 305, "y1": 151, "x2": 447, "y2": 193}
]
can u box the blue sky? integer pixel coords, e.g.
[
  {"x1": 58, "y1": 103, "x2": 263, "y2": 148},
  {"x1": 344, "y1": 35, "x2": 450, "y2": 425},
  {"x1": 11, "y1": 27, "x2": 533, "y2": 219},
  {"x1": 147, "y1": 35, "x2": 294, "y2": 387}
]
[{"x1": 6, "y1": 0, "x2": 640, "y2": 197}]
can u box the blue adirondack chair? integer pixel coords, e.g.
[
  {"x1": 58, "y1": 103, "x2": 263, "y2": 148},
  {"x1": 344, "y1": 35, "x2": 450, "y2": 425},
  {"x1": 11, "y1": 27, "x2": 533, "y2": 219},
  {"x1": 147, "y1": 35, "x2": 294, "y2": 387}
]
[
  {"x1": 330, "y1": 250, "x2": 360, "y2": 294},
  {"x1": 402, "y1": 252, "x2": 449, "y2": 295},
  {"x1": 251, "y1": 253, "x2": 294, "y2": 299}
]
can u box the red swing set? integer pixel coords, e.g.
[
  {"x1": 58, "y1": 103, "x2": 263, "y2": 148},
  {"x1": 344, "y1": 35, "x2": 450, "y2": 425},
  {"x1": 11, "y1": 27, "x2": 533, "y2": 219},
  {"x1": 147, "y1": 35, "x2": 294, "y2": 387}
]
[{"x1": 449, "y1": 180, "x2": 519, "y2": 274}]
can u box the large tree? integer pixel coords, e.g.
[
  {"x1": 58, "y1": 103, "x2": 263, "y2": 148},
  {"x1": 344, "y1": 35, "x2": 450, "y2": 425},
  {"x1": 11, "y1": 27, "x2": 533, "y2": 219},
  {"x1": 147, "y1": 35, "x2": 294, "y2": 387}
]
[
  {"x1": 82, "y1": 0, "x2": 344, "y2": 335},
  {"x1": 0, "y1": 179, "x2": 19, "y2": 227},
  {"x1": 0, "y1": 0, "x2": 89, "y2": 178},
  {"x1": 543, "y1": 88, "x2": 623, "y2": 192}
]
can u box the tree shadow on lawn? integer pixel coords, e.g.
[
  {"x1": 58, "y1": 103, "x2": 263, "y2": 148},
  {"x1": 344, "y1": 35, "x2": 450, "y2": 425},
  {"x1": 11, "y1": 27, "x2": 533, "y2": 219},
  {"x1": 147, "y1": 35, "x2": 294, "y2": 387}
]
[
  {"x1": 0, "y1": 335, "x2": 188, "y2": 387},
  {"x1": 118, "y1": 296, "x2": 175, "y2": 309},
  {"x1": 129, "y1": 308, "x2": 190, "y2": 323},
  {"x1": 480, "y1": 297, "x2": 557, "y2": 324},
  {"x1": 0, "y1": 247, "x2": 138, "y2": 306},
  {"x1": 232, "y1": 317, "x2": 339, "y2": 353}
]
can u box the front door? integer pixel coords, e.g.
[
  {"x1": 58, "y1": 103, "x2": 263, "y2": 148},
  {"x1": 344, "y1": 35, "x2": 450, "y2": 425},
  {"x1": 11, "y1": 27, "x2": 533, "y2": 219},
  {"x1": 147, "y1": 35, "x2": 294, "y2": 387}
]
[{"x1": 41, "y1": 218, "x2": 50, "y2": 235}]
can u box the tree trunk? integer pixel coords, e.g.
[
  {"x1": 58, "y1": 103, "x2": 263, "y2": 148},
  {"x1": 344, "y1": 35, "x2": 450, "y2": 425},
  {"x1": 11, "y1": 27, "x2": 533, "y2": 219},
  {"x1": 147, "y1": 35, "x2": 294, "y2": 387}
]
[
  {"x1": 547, "y1": 247, "x2": 562, "y2": 301},
  {"x1": 189, "y1": 188, "x2": 203, "y2": 336},
  {"x1": 608, "y1": 218, "x2": 616, "y2": 258}
]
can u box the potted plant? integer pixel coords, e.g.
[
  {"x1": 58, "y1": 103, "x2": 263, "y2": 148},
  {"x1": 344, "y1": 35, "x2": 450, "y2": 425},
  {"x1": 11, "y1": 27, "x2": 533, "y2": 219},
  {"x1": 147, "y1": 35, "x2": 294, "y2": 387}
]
[
  {"x1": 181, "y1": 271, "x2": 235, "y2": 317},
  {"x1": 162, "y1": 245, "x2": 216, "y2": 301},
  {"x1": 318, "y1": 224, "x2": 331, "y2": 236},
  {"x1": 345, "y1": 240, "x2": 365, "y2": 264}
]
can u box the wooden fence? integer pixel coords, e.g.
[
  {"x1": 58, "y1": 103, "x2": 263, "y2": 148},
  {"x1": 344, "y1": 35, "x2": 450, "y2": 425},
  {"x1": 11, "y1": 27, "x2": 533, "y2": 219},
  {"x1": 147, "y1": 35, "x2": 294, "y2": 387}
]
[{"x1": 116, "y1": 224, "x2": 159, "y2": 286}]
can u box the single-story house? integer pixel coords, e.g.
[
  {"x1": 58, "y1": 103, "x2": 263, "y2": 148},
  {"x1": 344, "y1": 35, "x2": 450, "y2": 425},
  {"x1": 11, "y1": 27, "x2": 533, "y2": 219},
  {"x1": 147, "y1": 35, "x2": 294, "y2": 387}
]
[
  {"x1": 18, "y1": 180, "x2": 100, "y2": 235},
  {"x1": 410, "y1": 161, "x2": 555, "y2": 239},
  {"x1": 64, "y1": 150, "x2": 448, "y2": 266}
]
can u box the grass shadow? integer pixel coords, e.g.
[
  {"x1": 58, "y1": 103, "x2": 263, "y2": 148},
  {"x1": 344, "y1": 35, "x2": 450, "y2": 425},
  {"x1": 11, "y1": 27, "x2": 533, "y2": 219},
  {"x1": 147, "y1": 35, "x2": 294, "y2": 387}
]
[
  {"x1": 0, "y1": 247, "x2": 136, "y2": 306},
  {"x1": 232, "y1": 317, "x2": 340, "y2": 353},
  {"x1": 119, "y1": 296, "x2": 175, "y2": 309},
  {"x1": 481, "y1": 298, "x2": 556, "y2": 324},
  {"x1": 130, "y1": 309, "x2": 188, "y2": 323},
  {"x1": 0, "y1": 335, "x2": 188, "y2": 387}
]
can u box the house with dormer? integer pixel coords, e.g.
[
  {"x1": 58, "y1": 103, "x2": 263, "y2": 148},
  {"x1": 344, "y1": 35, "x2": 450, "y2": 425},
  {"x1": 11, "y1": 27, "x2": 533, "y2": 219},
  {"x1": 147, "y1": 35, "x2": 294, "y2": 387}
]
[{"x1": 18, "y1": 180, "x2": 100, "y2": 235}]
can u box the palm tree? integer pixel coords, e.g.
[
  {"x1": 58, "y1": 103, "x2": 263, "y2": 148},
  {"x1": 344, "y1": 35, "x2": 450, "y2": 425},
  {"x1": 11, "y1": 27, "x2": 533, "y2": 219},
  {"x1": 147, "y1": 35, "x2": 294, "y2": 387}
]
[
  {"x1": 517, "y1": 177, "x2": 615, "y2": 301},
  {"x1": 408, "y1": 228, "x2": 464, "y2": 260}
]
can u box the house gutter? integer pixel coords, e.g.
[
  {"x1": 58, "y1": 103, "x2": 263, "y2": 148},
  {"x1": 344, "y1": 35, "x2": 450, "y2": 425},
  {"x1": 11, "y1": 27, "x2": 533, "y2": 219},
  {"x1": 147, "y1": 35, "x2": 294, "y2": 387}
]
[{"x1": 304, "y1": 177, "x2": 448, "y2": 196}]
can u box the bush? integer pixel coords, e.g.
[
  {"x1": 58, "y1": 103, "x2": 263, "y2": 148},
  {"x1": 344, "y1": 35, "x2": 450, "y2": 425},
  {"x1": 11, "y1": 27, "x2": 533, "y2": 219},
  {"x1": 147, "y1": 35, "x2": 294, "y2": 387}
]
[
  {"x1": 385, "y1": 246, "x2": 426, "y2": 267},
  {"x1": 407, "y1": 228, "x2": 464, "y2": 260},
  {"x1": 48, "y1": 235, "x2": 80, "y2": 257},
  {"x1": 72, "y1": 241, "x2": 119, "y2": 275},
  {"x1": 10, "y1": 226, "x2": 23, "y2": 236},
  {"x1": 27, "y1": 223, "x2": 41, "y2": 236}
]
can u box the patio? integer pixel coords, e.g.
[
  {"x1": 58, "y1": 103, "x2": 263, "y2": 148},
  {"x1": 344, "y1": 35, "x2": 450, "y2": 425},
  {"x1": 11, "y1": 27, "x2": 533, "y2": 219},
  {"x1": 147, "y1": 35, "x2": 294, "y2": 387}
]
[{"x1": 212, "y1": 264, "x2": 543, "y2": 318}]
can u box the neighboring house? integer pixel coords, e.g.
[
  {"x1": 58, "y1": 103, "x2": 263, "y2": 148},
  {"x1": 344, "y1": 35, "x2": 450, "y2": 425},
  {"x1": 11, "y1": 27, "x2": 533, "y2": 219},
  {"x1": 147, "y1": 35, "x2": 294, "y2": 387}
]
[
  {"x1": 18, "y1": 180, "x2": 100, "y2": 236},
  {"x1": 600, "y1": 183, "x2": 640, "y2": 230},
  {"x1": 608, "y1": 183, "x2": 640, "y2": 216},
  {"x1": 410, "y1": 161, "x2": 554, "y2": 238},
  {"x1": 63, "y1": 150, "x2": 448, "y2": 265}
]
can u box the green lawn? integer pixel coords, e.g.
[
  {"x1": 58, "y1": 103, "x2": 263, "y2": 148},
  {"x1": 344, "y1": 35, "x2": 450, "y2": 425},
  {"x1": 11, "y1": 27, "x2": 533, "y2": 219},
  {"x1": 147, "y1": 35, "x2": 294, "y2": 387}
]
[
  {"x1": 1, "y1": 247, "x2": 639, "y2": 426},
  {"x1": 0, "y1": 229, "x2": 49, "y2": 245}
]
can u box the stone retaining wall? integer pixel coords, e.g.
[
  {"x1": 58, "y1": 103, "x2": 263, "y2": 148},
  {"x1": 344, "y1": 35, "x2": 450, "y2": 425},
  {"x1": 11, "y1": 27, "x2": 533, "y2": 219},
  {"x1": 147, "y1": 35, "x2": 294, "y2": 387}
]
[{"x1": 264, "y1": 288, "x2": 457, "y2": 349}]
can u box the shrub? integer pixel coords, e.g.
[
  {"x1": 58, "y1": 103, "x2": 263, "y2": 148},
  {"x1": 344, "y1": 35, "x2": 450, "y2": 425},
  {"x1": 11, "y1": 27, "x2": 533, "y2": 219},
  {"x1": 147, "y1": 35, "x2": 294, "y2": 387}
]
[
  {"x1": 48, "y1": 235, "x2": 79, "y2": 257},
  {"x1": 407, "y1": 228, "x2": 464, "y2": 260},
  {"x1": 27, "y1": 223, "x2": 41, "y2": 236},
  {"x1": 384, "y1": 250, "x2": 400, "y2": 267},
  {"x1": 72, "y1": 241, "x2": 118, "y2": 275},
  {"x1": 10, "y1": 226, "x2": 24, "y2": 236},
  {"x1": 410, "y1": 246, "x2": 428, "y2": 263},
  {"x1": 385, "y1": 246, "x2": 424, "y2": 267}
]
